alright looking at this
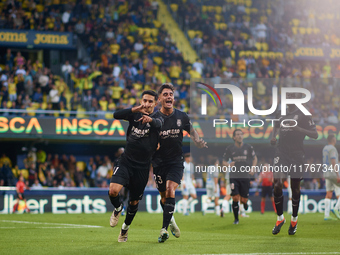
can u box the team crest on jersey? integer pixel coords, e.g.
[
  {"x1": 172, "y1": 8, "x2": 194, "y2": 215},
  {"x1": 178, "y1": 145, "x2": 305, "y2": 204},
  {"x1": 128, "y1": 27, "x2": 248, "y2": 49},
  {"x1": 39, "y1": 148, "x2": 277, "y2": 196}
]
[
  {"x1": 177, "y1": 119, "x2": 182, "y2": 127},
  {"x1": 244, "y1": 150, "x2": 248, "y2": 155}
]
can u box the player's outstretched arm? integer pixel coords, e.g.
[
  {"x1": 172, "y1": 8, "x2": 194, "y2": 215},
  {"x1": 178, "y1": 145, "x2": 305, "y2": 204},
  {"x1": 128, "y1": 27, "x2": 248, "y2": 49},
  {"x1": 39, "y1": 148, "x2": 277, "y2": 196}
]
[
  {"x1": 291, "y1": 125, "x2": 318, "y2": 139},
  {"x1": 137, "y1": 115, "x2": 163, "y2": 128},
  {"x1": 113, "y1": 105, "x2": 149, "y2": 120},
  {"x1": 190, "y1": 127, "x2": 208, "y2": 148}
]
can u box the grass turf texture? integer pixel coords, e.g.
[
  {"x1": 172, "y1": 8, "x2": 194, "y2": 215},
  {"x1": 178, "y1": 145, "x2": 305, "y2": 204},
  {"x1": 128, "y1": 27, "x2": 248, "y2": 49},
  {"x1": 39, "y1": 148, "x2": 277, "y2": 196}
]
[{"x1": 0, "y1": 212, "x2": 339, "y2": 255}]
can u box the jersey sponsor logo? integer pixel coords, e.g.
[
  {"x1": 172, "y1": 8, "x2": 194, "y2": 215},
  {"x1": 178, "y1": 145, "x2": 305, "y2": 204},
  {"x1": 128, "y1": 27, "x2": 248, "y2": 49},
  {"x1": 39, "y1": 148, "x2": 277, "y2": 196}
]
[
  {"x1": 131, "y1": 126, "x2": 150, "y2": 137},
  {"x1": 244, "y1": 150, "x2": 248, "y2": 155},
  {"x1": 159, "y1": 129, "x2": 180, "y2": 138},
  {"x1": 177, "y1": 119, "x2": 182, "y2": 127}
]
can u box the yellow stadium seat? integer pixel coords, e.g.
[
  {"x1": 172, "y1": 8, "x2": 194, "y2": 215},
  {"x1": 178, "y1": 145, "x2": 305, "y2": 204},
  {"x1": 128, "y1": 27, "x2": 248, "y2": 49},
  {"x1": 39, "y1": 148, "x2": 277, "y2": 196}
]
[
  {"x1": 202, "y1": 5, "x2": 207, "y2": 12},
  {"x1": 20, "y1": 169, "x2": 29, "y2": 180},
  {"x1": 138, "y1": 27, "x2": 144, "y2": 36},
  {"x1": 224, "y1": 40, "x2": 232, "y2": 47},
  {"x1": 231, "y1": 50, "x2": 235, "y2": 59},
  {"x1": 241, "y1": 32, "x2": 248, "y2": 40},
  {"x1": 208, "y1": 6, "x2": 215, "y2": 12},
  {"x1": 291, "y1": 19, "x2": 300, "y2": 27},
  {"x1": 12, "y1": 168, "x2": 18, "y2": 178},
  {"x1": 188, "y1": 30, "x2": 196, "y2": 39},
  {"x1": 182, "y1": 0, "x2": 187, "y2": 3},
  {"x1": 156, "y1": 46, "x2": 164, "y2": 52},
  {"x1": 215, "y1": 14, "x2": 221, "y2": 22},
  {"x1": 251, "y1": 8, "x2": 258, "y2": 13},
  {"x1": 196, "y1": 31, "x2": 203, "y2": 38},
  {"x1": 32, "y1": 102, "x2": 40, "y2": 109},
  {"x1": 313, "y1": 28, "x2": 320, "y2": 34},
  {"x1": 130, "y1": 51, "x2": 139, "y2": 60},
  {"x1": 244, "y1": 8, "x2": 251, "y2": 15},
  {"x1": 266, "y1": 9, "x2": 272, "y2": 15},
  {"x1": 151, "y1": 28, "x2": 159, "y2": 37},
  {"x1": 245, "y1": 51, "x2": 253, "y2": 57},
  {"x1": 127, "y1": 35, "x2": 135, "y2": 43},
  {"x1": 268, "y1": 70, "x2": 274, "y2": 77},
  {"x1": 215, "y1": 6, "x2": 222, "y2": 14},
  {"x1": 306, "y1": 27, "x2": 313, "y2": 34},
  {"x1": 268, "y1": 52, "x2": 275, "y2": 58},
  {"x1": 36, "y1": 4, "x2": 44, "y2": 12},
  {"x1": 245, "y1": 0, "x2": 252, "y2": 7},
  {"x1": 275, "y1": 52, "x2": 284, "y2": 58},
  {"x1": 255, "y1": 42, "x2": 261, "y2": 51},
  {"x1": 230, "y1": 15, "x2": 235, "y2": 22},
  {"x1": 253, "y1": 51, "x2": 260, "y2": 59},
  {"x1": 153, "y1": 20, "x2": 162, "y2": 28},
  {"x1": 261, "y1": 42, "x2": 268, "y2": 51},
  {"x1": 153, "y1": 56, "x2": 163, "y2": 65},
  {"x1": 214, "y1": 23, "x2": 219, "y2": 30},
  {"x1": 292, "y1": 27, "x2": 298, "y2": 35},
  {"x1": 260, "y1": 52, "x2": 268, "y2": 58},
  {"x1": 220, "y1": 23, "x2": 227, "y2": 30},
  {"x1": 299, "y1": 27, "x2": 306, "y2": 35},
  {"x1": 76, "y1": 161, "x2": 86, "y2": 171},
  {"x1": 143, "y1": 28, "x2": 151, "y2": 37},
  {"x1": 170, "y1": 4, "x2": 178, "y2": 12},
  {"x1": 239, "y1": 51, "x2": 245, "y2": 57}
]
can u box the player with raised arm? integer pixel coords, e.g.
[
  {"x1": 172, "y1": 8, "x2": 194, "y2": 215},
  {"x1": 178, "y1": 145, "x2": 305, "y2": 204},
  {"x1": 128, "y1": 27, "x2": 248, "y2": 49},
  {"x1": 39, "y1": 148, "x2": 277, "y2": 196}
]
[
  {"x1": 270, "y1": 93, "x2": 318, "y2": 235},
  {"x1": 322, "y1": 134, "x2": 340, "y2": 220},
  {"x1": 223, "y1": 129, "x2": 257, "y2": 224},
  {"x1": 181, "y1": 153, "x2": 197, "y2": 216},
  {"x1": 108, "y1": 90, "x2": 163, "y2": 242},
  {"x1": 152, "y1": 83, "x2": 207, "y2": 243}
]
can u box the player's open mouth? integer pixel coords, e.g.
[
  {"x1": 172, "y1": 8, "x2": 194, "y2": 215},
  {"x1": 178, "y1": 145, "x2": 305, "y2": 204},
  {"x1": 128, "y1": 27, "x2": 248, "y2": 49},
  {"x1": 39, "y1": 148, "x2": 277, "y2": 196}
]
[{"x1": 165, "y1": 100, "x2": 173, "y2": 106}]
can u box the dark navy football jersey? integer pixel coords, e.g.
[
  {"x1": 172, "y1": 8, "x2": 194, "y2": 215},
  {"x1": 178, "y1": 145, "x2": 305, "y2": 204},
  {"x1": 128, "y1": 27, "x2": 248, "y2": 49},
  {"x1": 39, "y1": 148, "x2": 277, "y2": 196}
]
[
  {"x1": 152, "y1": 109, "x2": 192, "y2": 167},
  {"x1": 114, "y1": 108, "x2": 163, "y2": 167},
  {"x1": 223, "y1": 143, "x2": 256, "y2": 179},
  {"x1": 275, "y1": 108, "x2": 316, "y2": 155}
]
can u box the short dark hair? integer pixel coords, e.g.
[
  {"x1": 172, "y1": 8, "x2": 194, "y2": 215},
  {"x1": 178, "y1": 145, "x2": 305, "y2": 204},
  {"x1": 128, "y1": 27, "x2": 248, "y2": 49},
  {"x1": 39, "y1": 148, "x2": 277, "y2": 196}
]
[
  {"x1": 327, "y1": 134, "x2": 335, "y2": 143},
  {"x1": 233, "y1": 129, "x2": 243, "y2": 137},
  {"x1": 158, "y1": 83, "x2": 174, "y2": 95},
  {"x1": 141, "y1": 90, "x2": 158, "y2": 101}
]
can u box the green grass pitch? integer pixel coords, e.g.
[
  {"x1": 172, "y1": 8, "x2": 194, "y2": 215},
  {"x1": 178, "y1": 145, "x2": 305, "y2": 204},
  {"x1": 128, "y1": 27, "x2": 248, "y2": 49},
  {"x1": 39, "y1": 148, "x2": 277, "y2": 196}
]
[{"x1": 0, "y1": 212, "x2": 339, "y2": 255}]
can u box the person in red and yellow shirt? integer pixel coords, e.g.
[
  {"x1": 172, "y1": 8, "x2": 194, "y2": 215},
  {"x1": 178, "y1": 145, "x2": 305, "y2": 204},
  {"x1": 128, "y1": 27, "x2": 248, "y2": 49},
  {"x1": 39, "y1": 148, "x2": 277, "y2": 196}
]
[{"x1": 13, "y1": 176, "x2": 30, "y2": 213}]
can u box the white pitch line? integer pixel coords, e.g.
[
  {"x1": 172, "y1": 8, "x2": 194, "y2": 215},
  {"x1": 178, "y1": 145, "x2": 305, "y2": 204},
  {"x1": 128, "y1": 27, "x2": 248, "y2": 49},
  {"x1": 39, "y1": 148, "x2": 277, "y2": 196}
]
[
  {"x1": 194, "y1": 253, "x2": 340, "y2": 255},
  {"x1": 0, "y1": 220, "x2": 103, "y2": 228}
]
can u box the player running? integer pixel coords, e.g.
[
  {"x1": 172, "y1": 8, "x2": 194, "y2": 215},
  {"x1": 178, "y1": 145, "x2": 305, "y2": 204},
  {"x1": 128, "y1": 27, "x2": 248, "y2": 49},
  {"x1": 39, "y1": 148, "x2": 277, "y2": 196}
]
[
  {"x1": 152, "y1": 83, "x2": 207, "y2": 243},
  {"x1": 223, "y1": 129, "x2": 257, "y2": 224},
  {"x1": 108, "y1": 90, "x2": 163, "y2": 242},
  {"x1": 270, "y1": 93, "x2": 318, "y2": 235},
  {"x1": 322, "y1": 134, "x2": 340, "y2": 220},
  {"x1": 13, "y1": 175, "x2": 30, "y2": 213},
  {"x1": 181, "y1": 153, "x2": 196, "y2": 216}
]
